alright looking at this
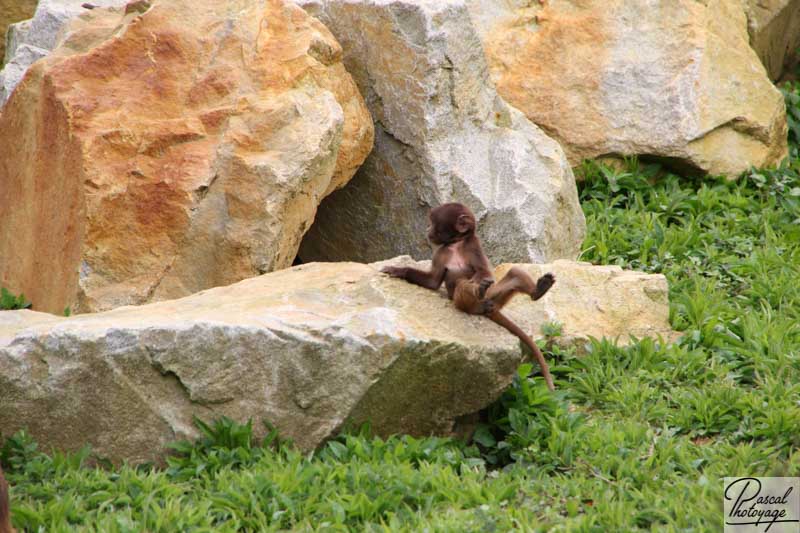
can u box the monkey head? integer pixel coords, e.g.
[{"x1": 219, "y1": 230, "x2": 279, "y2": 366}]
[{"x1": 427, "y1": 203, "x2": 476, "y2": 245}]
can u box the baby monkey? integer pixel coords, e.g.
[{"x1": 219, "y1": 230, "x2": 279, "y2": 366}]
[{"x1": 381, "y1": 202, "x2": 556, "y2": 390}]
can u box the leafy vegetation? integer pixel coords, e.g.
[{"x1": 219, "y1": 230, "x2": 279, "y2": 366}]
[
  {"x1": 2, "y1": 84, "x2": 799, "y2": 531},
  {"x1": 0, "y1": 287, "x2": 31, "y2": 311}
]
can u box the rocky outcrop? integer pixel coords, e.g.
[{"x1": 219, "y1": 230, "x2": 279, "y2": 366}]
[
  {"x1": 0, "y1": 0, "x2": 130, "y2": 104},
  {"x1": 0, "y1": 0, "x2": 373, "y2": 314},
  {"x1": 494, "y1": 261, "x2": 676, "y2": 346},
  {"x1": 469, "y1": 0, "x2": 788, "y2": 177},
  {"x1": 745, "y1": 0, "x2": 800, "y2": 81},
  {"x1": 382, "y1": 256, "x2": 678, "y2": 348},
  {"x1": 0, "y1": 259, "x2": 677, "y2": 463},
  {"x1": 297, "y1": 0, "x2": 585, "y2": 267},
  {"x1": 0, "y1": 0, "x2": 37, "y2": 66}
]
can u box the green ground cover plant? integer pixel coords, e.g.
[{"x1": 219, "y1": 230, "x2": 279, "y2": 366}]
[
  {"x1": 2, "y1": 83, "x2": 799, "y2": 531},
  {"x1": 0, "y1": 288, "x2": 30, "y2": 311}
]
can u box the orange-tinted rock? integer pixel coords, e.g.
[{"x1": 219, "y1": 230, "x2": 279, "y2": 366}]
[
  {"x1": 470, "y1": 0, "x2": 788, "y2": 177},
  {"x1": 0, "y1": 0, "x2": 373, "y2": 314}
]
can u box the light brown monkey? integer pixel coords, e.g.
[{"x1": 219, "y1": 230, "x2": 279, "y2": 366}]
[
  {"x1": 0, "y1": 465, "x2": 13, "y2": 533},
  {"x1": 381, "y1": 202, "x2": 556, "y2": 390}
]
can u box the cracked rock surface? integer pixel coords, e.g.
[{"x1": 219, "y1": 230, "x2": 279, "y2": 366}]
[
  {"x1": 0, "y1": 260, "x2": 677, "y2": 463},
  {"x1": 0, "y1": 0, "x2": 373, "y2": 314},
  {"x1": 297, "y1": 0, "x2": 586, "y2": 267},
  {"x1": 468, "y1": 0, "x2": 788, "y2": 177}
]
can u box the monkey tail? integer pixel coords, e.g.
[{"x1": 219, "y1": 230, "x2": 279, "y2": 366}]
[
  {"x1": 0, "y1": 466, "x2": 13, "y2": 533},
  {"x1": 489, "y1": 310, "x2": 555, "y2": 391}
]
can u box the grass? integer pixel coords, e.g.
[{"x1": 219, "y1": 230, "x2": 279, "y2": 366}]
[{"x1": 2, "y1": 83, "x2": 799, "y2": 531}]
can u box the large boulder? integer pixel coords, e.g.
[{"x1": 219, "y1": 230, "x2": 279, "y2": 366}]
[
  {"x1": 745, "y1": 0, "x2": 800, "y2": 81},
  {"x1": 297, "y1": 0, "x2": 586, "y2": 266},
  {"x1": 0, "y1": 0, "x2": 130, "y2": 104},
  {"x1": 0, "y1": 260, "x2": 677, "y2": 463},
  {"x1": 0, "y1": 0, "x2": 373, "y2": 314},
  {"x1": 0, "y1": 0, "x2": 37, "y2": 67},
  {"x1": 469, "y1": 0, "x2": 788, "y2": 177},
  {"x1": 383, "y1": 256, "x2": 679, "y2": 347}
]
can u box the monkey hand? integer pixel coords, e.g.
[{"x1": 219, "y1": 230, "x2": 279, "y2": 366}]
[
  {"x1": 479, "y1": 299, "x2": 496, "y2": 316},
  {"x1": 478, "y1": 278, "x2": 495, "y2": 298},
  {"x1": 381, "y1": 266, "x2": 408, "y2": 278},
  {"x1": 533, "y1": 272, "x2": 556, "y2": 300}
]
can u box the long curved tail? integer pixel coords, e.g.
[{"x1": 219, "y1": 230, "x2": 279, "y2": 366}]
[
  {"x1": 489, "y1": 310, "x2": 555, "y2": 391},
  {"x1": 0, "y1": 466, "x2": 12, "y2": 533}
]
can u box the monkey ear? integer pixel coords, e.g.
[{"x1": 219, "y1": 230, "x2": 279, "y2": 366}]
[{"x1": 455, "y1": 213, "x2": 473, "y2": 234}]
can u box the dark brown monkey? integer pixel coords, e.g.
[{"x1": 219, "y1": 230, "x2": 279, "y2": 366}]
[
  {"x1": 0, "y1": 465, "x2": 13, "y2": 533},
  {"x1": 381, "y1": 203, "x2": 556, "y2": 391}
]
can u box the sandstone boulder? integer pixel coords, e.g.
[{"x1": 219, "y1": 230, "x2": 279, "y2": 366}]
[
  {"x1": 0, "y1": 0, "x2": 130, "y2": 104},
  {"x1": 0, "y1": 0, "x2": 373, "y2": 314},
  {"x1": 381, "y1": 256, "x2": 679, "y2": 348},
  {"x1": 469, "y1": 0, "x2": 788, "y2": 177},
  {"x1": 0, "y1": 0, "x2": 37, "y2": 66},
  {"x1": 746, "y1": 0, "x2": 800, "y2": 81},
  {"x1": 297, "y1": 0, "x2": 586, "y2": 267},
  {"x1": 0, "y1": 260, "x2": 677, "y2": 463}
]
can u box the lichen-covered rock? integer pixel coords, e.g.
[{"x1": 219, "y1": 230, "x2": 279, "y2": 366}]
[
  {"x1": 0, "y1": 259, "x2": 677, "y2": 463},
  {"x1": 469, "y1": 0, "x2": 788, "y2": 177},
  {"x1": 297, "y1": 0, "x2": 585, "y2": 266},
  {"x1": 745, "y1": 0, "x2": 800, "y2": 80},
  {"x1": 0, "y1": 0, "x2": 37, "y2": 66},
  {"x1": 0, "y1": 0, "x2": 373, "y2": 314}
]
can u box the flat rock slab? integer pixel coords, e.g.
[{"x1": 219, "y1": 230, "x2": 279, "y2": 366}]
[{"x1": 0, "y1": 260, "x2": 677, "y2": 463}]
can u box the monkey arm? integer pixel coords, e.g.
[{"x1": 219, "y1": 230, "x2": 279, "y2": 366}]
[
  {"x1": 466, "y1": 250, "x2": 495, "y2": 292},
  {"x1": 403, "y1": 266, "x2": 447, "y2": 289},
  {"x1": 380, "y1": 265, "x2": 447, "y2": 290},
  {"x1": 381, "y1": 246, "x2": 452, "y2": 290}
]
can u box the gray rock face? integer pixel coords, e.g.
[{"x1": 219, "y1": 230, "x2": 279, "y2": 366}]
[
  {"x1": 0, "y1": 259, "x2": 676, "y2": 463},
  {"x1": 0, "y1": 41, "x2": 46, "y2": 101},
  {"x1": 4, "y1": 18, "x2": 31, "y2": 63},
  {"x1": 297, "y1": 0, "x2": 586, "y2": 266},
  {"x1": 746, "y1": 0, "x2": 800, "y2": 80},
  {"x1": 0, "y1": 0, "x2": 128, "y2": 104},
  {"x1": 0, "y1": 0, "x2": 37, "y2": 66}
]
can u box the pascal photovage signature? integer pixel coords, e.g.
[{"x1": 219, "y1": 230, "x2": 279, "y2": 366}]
[{"x1": 725, "y1": 478, "x2": 799, "y2": 531}]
